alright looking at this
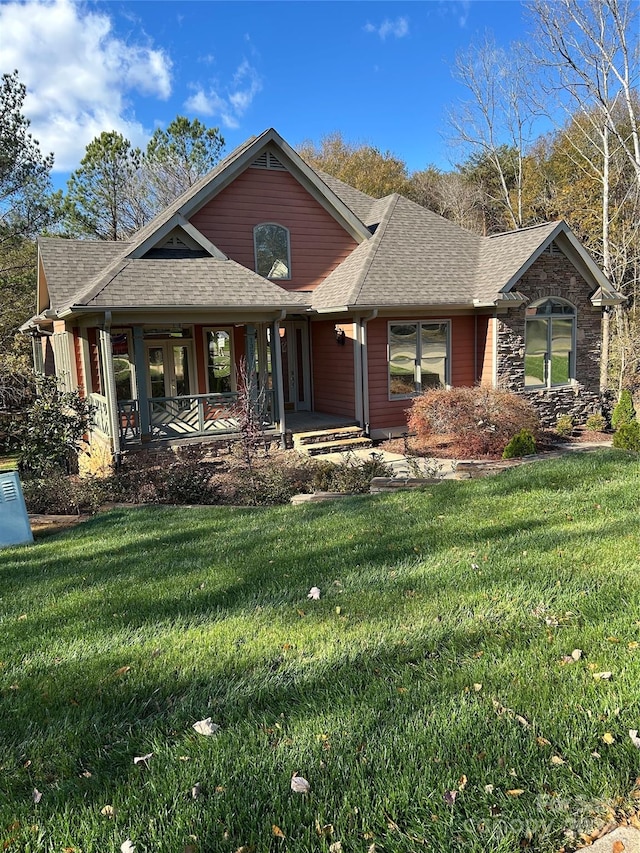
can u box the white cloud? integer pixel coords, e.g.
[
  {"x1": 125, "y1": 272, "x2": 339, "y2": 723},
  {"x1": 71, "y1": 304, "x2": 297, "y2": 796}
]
[
  {"x1": 0, "y1": 0, "x2": 172, "y2": 171},
  {"x1": 364, "y1": 16, "x2": 409, "y2": 40},
  {"x1": 437, "y1": 1, "x2": 471, "y2": 28},
  {"x1": 185, "y1": 60, "x2": 262, "y2": 129}
]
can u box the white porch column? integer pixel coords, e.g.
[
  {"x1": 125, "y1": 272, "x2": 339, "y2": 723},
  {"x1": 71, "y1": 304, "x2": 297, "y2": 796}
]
[{"x1": 98, "y1": 315, "x2": 120, "y2": 456}]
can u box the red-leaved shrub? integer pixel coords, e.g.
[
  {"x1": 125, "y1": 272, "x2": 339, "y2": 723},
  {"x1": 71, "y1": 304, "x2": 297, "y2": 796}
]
[{"x1": 407, "y1": 386, "x2": 540, "y2": 457}]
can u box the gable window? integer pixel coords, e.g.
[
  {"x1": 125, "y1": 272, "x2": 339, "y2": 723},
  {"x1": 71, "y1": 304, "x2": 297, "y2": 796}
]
[
  {"x1": 388, "y1": 322, "x2": 449, "y2": 398},
  {"x1": 254, "y1": 223, "x2": 290, "y2": 279},
  {"x1": 524, "y1": 298, "x2": 576, "y2": 388}
]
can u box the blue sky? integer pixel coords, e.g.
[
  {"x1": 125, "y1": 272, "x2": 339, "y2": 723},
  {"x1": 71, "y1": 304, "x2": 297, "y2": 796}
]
[{"x1": 0, "y1": 0, "x2": 535, "y2": 187}]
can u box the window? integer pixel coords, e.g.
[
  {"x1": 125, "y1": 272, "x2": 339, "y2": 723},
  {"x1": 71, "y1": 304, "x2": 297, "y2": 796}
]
[
  {"x1": 206, "y1": 329, "x2": 233, "y2": 393},
  {"x1": 388, "y1": 322, "x2": 449, "y2": 398},
  {"x1": 524, "y1": 298, "x2": 575, "y2": 388},
  {"x1": 254, "y1": 223, "x2": 290, "y2": 279},
  {"x1": 111, "y1": 329, "x2": 134, "y2": 401}
]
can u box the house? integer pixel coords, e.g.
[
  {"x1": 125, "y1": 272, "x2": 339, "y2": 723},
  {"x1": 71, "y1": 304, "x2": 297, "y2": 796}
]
[{"x1": 22, "y1": 128, "x2": 623, "y2": 466}]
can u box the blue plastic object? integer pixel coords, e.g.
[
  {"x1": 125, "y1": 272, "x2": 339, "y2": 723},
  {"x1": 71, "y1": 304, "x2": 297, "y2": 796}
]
[{"x1": 0, "y1": 471, "x2": 33, "y2": 548}]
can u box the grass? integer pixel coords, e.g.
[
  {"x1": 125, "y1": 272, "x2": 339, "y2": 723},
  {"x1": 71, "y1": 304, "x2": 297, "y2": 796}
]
[
  {"x1": 0, "y1": 454, "x2": 18, "y2": 472},
  {"x1": 1, "y1": 450, "x2": 640, "y2": 853}
]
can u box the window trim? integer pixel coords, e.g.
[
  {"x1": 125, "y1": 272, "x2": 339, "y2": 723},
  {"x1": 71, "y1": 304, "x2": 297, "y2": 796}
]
[
  {"x1": 253, "y1": 222, "x2": 291, "y2": 280},
  {"x1": 204, "y1": 326, "x2": 236, "y2": 394},
  {"x1": 524, "y1": 297, "x2": 577, "y2": 390},
  {"x1": 387, "y1": 319, "x2": 451, "y2": 401}
]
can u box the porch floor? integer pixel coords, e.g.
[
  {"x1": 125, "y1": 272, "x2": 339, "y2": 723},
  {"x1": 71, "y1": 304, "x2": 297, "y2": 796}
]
[{"x1": 284, "y1": 411, "x2": 359, "y2": 434}]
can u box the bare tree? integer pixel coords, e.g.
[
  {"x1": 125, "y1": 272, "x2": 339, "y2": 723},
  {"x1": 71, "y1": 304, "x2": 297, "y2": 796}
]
[
  {"x1": 448, "y1": 34, "x2": 540, "y2": 230},
  {"x1": 528, "y1": 0, "x2": 640, "y2": 191}
]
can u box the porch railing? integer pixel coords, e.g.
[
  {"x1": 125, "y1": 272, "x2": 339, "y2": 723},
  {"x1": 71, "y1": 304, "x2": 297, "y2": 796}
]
[
  {"x1": 89, "y1": 393, "x2": 110, "y2": 438},
  {"x1": 117, "y1": 390, "x2": 275, "y2": 445}
]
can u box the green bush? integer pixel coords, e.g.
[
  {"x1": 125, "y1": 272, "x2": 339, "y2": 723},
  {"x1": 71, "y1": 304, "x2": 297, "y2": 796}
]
[
  {"x1": 22, "y1": 473, "x2": 111, "y2": 515},
  {"x1": 612, "y1": 421, "x2": 640, "y2": 451},
  {"x1": 407, "y1": 386, "x2": 539, "y2": 457},
  {"x1": 555, "y1": 414, "x2": 574, "y2": 437},
  {"x1": 310, "y1": 452, "x2": 393, "y2": 494},
  {"x1": 585, "y1": 412, "x2": 607, "y2": 432},
  {"x1": 611, "y1": 390, "x2": 636, "y2": 430},
  {"x1": 502, "y1": 429, "x2": 536, "y2": 459}
]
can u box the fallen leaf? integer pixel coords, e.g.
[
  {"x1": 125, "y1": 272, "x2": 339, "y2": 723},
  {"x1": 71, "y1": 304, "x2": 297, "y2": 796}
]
[
  {"x1": 114, "y1": 666, "x2": 131, "y2": 677},
  {"x1": 296, "y1": 609, "x2": 305, "y2": 617},
  {"x1": 307, "y1": 587, "x2": 321, "y2": 600},
  {"x1": 291, "y1": 773, "x2": 310, "y2": 794},
  {"x1": 335, "y1": 606, "x2": 341, "y2": 615},
  {"x1": 192, "y1": 718, "x2": 220, "y2": 736},
  {"x1": 593, "y1": 671, "x2": 612, "y2": 680},
  {"x1": 607, "y1": 636, "x2": 620, "y2": 643},
  {"x1": 473, "y1": 683, "x2": 482, "y2": 692},
  {"x1": 591, "y1": 751, "x2": 601, "y2": 758},
  {"x1": 18, "y1": 614, "x2": 27, "y2": 621},
  {"x1": 629, "y1": 730, "x2": 640, "y2": 748},
  {"x1": 515, "y1": 715, "x2": 530, "y2": 728},
  {"x1": 603, "y1": 732, "x2": 615, "y2": 744},
  {"x1": 32, "y1": 789, "x2": 42, "y2": 804},
  {"x1": 121, "y1": 841, "x2": 136, "y2": 853},
  {"x1": 329, "y1": 843, "x2": 342, "y2": 853},
  {"x1": 191, "y1": 783, "x2": 201, "y2": 800},
  {"x1": 550, "y1": 756, "x2": 565, "y2": 765},
  {"x1": 506, "y1": 789, "x2": 525, "y2": 797},
  {"x1": 537, "y1": 737, "x2": 551, "y2": 746},
  {"x1": 571, "y1": 648, "x2": 582, "y2": 661},
  {"x1": 484, "y1": 784, "x2": 494, "y2": 794},
  {"x1": 272, "y1": 825, "x2": 285, "y2": 839},
  {"x1": 315, "y1": 821, "x2": 333, "y2": 837},
  {"x1": 133, "y1": 752, "x2": 153, "y2": 765},
  {"x1": 628, "y1": 642, "x2": 639, "y2": 650},
  {"x1": 443, "y1": 790, "x2": 458, "y2": 805},
  {"x1": 458, "y1": 774, "x2": 468, "y2": 790},
  {"x1": 612, "y1": 842, "x2": 625, "y2": 853},
  {"x1": 100, "y1": 805, "x2": 115, "y2": 818}
]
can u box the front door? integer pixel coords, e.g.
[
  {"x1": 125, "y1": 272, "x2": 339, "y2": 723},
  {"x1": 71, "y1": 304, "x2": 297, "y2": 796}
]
[
  {"x1": 146, "y1": 342, "x2": 194, "y2": 399},
  {"x1": 280, "y1": 321, "x2": 311, "y2": 411}
]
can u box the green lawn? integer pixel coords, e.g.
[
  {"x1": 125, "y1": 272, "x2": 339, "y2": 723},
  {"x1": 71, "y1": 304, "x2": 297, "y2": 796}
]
[
  {"x1": 0, "y1": 454, "x2": 18, "y2": 472},
  {"x1": 1, "y1": 450, "x2": 640, "y2": 852}
]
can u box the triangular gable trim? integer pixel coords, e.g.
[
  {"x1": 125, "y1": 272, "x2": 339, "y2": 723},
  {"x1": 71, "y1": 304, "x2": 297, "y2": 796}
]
[
  {"x1": 497, "y1": 220, "x2": 619, "y2": 304},
  {"x1": 131, "y1": 213, "x2": 228, "y2": 260}
]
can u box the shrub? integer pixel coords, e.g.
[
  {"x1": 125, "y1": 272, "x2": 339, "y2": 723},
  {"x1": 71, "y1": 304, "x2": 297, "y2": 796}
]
[
  {"x1": 555, "y1": 414, "x2": 574, "y2": 437},
  {"x1": 585, "y1": 413, "x2": 607, "y2": 432},
  {"x1": 611, "y1": 390, "x2": 636, "y2": 430},
  {"x1": 502, "y1": 429, "x2": 536, "y2": 459},
  {"x1": 309, "y1": 452, "x2": 393, "y2": 494},
  {"x1": 407, "y1": 386, "x2": 539, "y2": 457},
  {"x1": 16, "y1": 375, "x2": 95, "y2": 476},
  {"x1": 612, "y1": 421, "x2": 640, "y2": 451},
  {"x1": 22, "y1": 473, "x2": 111, "y2": 515}
]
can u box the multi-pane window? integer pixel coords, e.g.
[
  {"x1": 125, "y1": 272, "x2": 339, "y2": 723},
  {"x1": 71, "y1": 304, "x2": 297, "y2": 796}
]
[
  {"x1": 524, "y1": 298, "x2": 575, "y2": 388},
  {"x1": 388, "y1": 322, "x2": 449, "y2": 398},
  {"x1": 254, "y1": 223, "x2": 290, "y2": 279}
]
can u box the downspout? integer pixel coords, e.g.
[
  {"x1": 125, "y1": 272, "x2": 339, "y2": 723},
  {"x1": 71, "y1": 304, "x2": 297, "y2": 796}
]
[
  {"x1": 360, "y1": 309, "x2": 378, "y2": 436},
  {"x1": 273, "y1": 309, "x2": 287, "y2": 446},
  {"x1": 100, "y1": 311, "x2": 122, "y2": 465}
]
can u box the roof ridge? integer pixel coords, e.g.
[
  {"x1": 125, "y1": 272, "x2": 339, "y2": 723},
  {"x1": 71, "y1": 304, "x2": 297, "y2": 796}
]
[
  {"x1": 487, "y1": 220, "x2": 561, "y2": 239},
  {"x1": 348, "y1": 194, "x2": 399, "y2": 306}
]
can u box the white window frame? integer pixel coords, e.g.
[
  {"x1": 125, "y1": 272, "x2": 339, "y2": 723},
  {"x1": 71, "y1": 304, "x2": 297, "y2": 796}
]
[
  {"x1": 524, "y1": 297, "x2": 577, "y2": 389},
  {"x1": 387, "y1": 320, "x2": 451, "y2": 400},
  {"x1": 253, "y1": 222, "x2": 291, "y2": 280}
]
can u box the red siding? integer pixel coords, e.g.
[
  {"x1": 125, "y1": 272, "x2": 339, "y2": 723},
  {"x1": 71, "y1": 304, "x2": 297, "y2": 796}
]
[
  {"x1": 189, "y1": 168, "x2": 357, "y2": 292},
  {"x1": 477, "y1": 315, "x2": 495, "y2": 386},
  {"x1": 311, "y1": 320, "x2": 356, "y2": 417},
  {"x1": 367, "y1": 316, "x2": 477, "y2": 431},
  {"x1": 73, "y1": 328, "x2": 86, "y2": 395}
]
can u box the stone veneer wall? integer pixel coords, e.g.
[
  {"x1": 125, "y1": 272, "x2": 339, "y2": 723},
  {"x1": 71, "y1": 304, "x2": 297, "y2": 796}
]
[{"x1": 496, "y1": 252, "x2": 602, "y2": 426}]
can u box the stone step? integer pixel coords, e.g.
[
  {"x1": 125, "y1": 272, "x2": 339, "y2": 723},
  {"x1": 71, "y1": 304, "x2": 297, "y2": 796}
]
[
  {"x1": 301, "y1": 437, "x2": 373, "y2": 456},
  {"x1": 294, "y1": 426, "x2": 366, "y2": 447}
]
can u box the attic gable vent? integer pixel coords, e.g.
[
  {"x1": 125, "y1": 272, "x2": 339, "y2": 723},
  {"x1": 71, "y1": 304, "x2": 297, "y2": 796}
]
[
  {"x1": 251, "y1": 151, "x2": 287, "y2": 171},
  {"x1": 543, "y1": 241, "x2": 563, "y2": 256},
  {"x1": 162, "y1": 235, "x2": 187, "y2": 248}
]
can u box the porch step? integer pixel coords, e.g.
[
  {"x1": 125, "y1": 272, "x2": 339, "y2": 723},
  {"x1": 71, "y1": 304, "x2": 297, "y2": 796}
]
[
  {"x1": 294, "y1": 426, "x2": 373, "y2": 457},
  {"x1": 294, "y1": 426, "x2": 369, "y2": 447}
]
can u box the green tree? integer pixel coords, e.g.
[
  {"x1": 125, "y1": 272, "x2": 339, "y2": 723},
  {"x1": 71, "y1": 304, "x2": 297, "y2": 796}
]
[
  {"x1": 64, "y1": 131, "x2": 146, "y2": 241},
  {"x1": 297, "y1": 132, "x2": 410, "y2": 198},
  {"x1": 144, "y1": 116, "x2": 224, "y2": 212}
]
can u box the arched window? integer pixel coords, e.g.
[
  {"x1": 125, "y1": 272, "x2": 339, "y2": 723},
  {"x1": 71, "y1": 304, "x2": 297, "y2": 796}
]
[
  {"x1": 524, "y1": 297, "x2": 576, "y2": 388},
  {"x1": 253, "y1": 223, "x2": 291, "y2": 279}
]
